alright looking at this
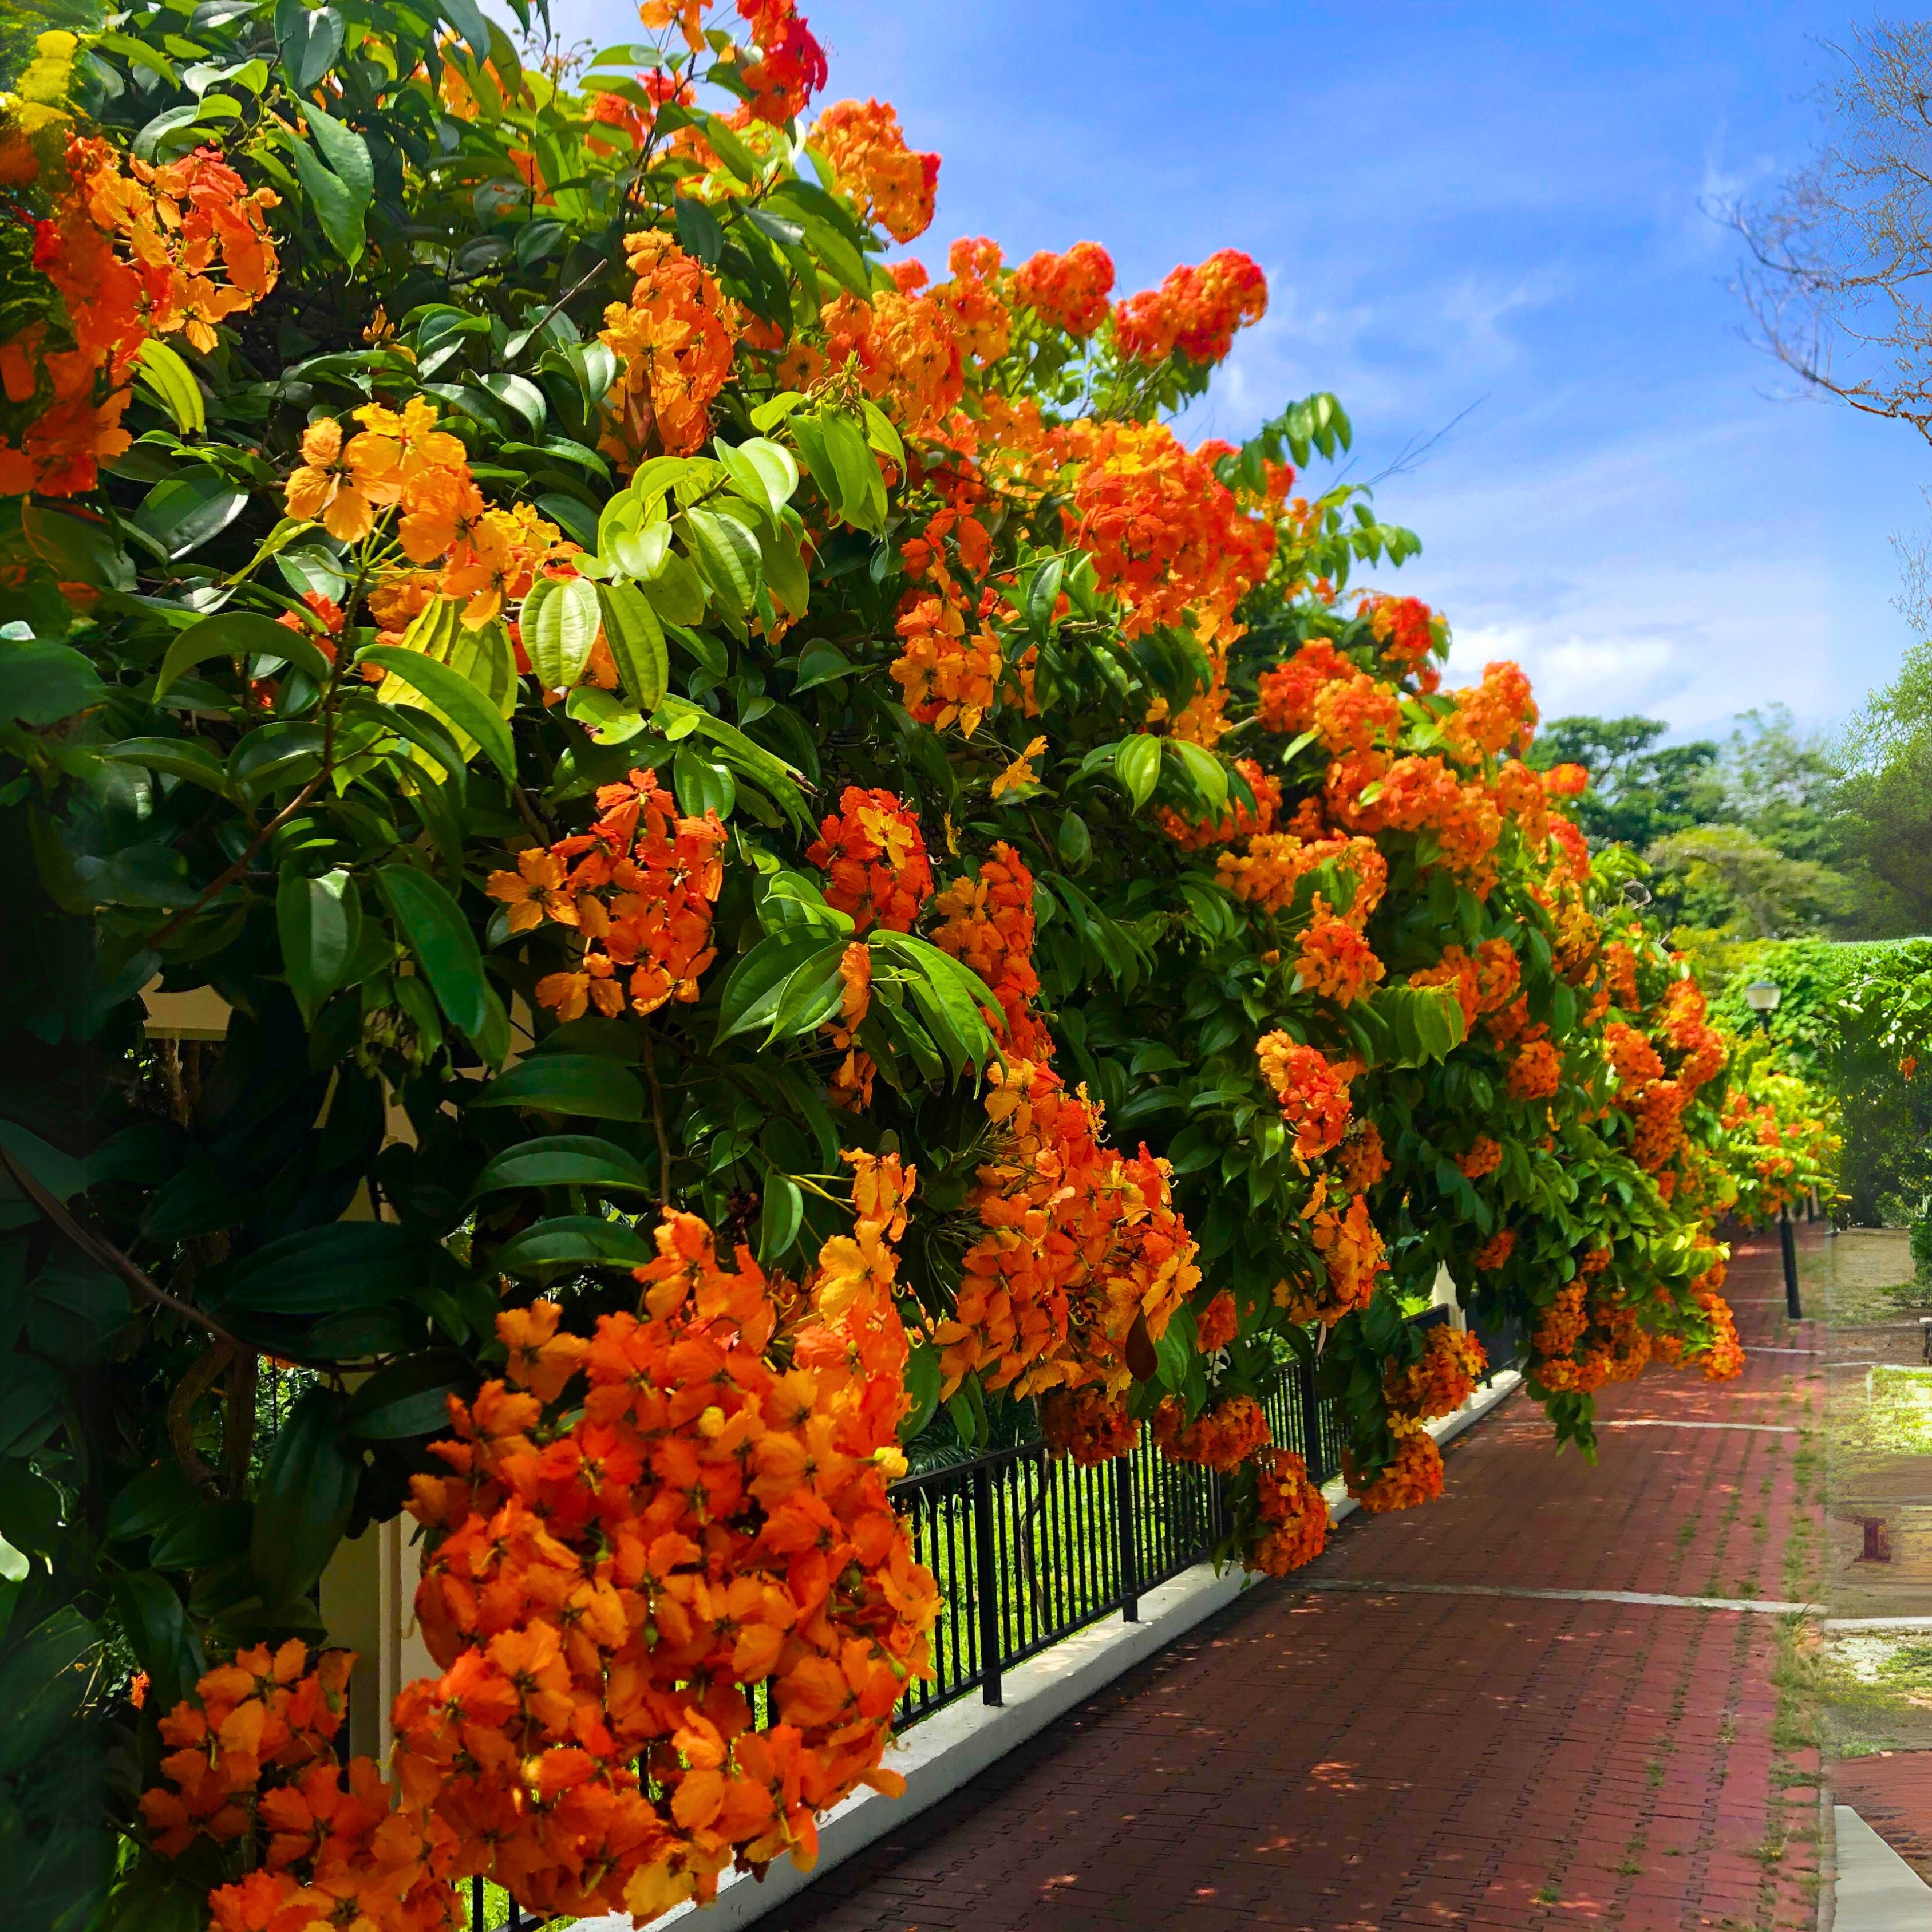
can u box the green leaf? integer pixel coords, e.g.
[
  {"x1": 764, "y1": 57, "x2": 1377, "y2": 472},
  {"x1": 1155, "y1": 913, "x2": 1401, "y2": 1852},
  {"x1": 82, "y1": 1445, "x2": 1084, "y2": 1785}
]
[
  {"x1": 203, "y1": 1223, "x2": 447, "y2": 1315},
  {"x1": 716, "y1": 930, "x2": 843, "y2": 1042},
  {"x1": 0, "y1": 1609, "x2": 100, "y2": 1775},
  {"x1": 1116, "y1": 734, "x2": 1161, "y2": 810},
  {"x1": 493, "y1": 1214, "x2": 655, "y2": 1276},
  {"x1": 766, "y1": 945, "x2": 848, "y2": 1041},
  {"x1": 468, "y1": 1134, "x2": 656, "y2": 1199},
  {"x1": 276, "y1": 868, "x2": 359, "y2": 1023},
  {"x1": 898, "y1": 1338, "x2": 942, "y2": 1443},
  {"x1": 595, "y1": 580, "x2": 668, "y2": 710},
  {"x1": 673, "y1": 193, "x2": 724, "y2": 266},
  {"x1": 111, "y1": 1571, "x2": 192, "y2": 1709},
  {"x1": 683, "y1": 507, "x2": 762, "y2": 617},
  {"x1": 1026, "y1": 554, "x2": 1065, "y2": 638},
  {"x1": 376, "y1": 866, "x2": 491, "y2": 1041},
  {"x1": 672, "y1": 742, "x2": 734, "y2": 819},
  {"x1": 469, "y1": 1054, "x2": 646, "y2": 1121},
  {"x1": 148, "y1": 1500, "x2": 251, "y2": 1570},
  {"x1": 819, "y1": 409, "x2": 883, "y2": 531},
  {"x1": 0, "y1": 641, "x2": 105, "y2": 726},
  {"x1": 359, "y1": 642, "x2": 517, "y2": 784},
  {"x1": 641, "y1": 550, "x2": 708, "y2": 626},
  {"x1": 98, "y1": 735, "x2": 236, "y2": 798},
  {"x1": 252, "y1": 1388, "x2": 360, "y2": 1605},
  {"x1": 716, "y1": 436, "x2": 799, "y2": 517},
  {"x1": 156, "y1": 608, "x2": 331, "y2": 699},
  {"x1": 341, "y1": 1353, "x2": 469, "y2": 1439},
  {"x1": 133, "y1": 339, "x2": 205, "y2": 435},
  {"x1": 756, "y1": 1173, "x2": 803, "y2": 1263},
  {"x1": 286, "y1": 129, "x2": 365, "y2": 264},
  {"x1": 298, "y1": 100, "x2": 372, "y2": 210},
  {"x1": 278, "y1": 2, "x2": 343, "y2": 90},
  {"x1": 520, "y1": 573, "x2": 600, "y2": 691},
  {"x1": 134, "y1": 470, "x2": 249, "y2": 561},
  {"x1": 1168, "y1": 739, "x2": 1228, "y2": 813}
]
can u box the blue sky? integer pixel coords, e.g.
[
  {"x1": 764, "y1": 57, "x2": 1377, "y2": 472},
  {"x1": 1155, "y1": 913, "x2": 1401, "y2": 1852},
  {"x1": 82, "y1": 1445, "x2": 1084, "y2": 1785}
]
[{"x1": 566, "y1": 0, "x2": 1926, "y2": 739}]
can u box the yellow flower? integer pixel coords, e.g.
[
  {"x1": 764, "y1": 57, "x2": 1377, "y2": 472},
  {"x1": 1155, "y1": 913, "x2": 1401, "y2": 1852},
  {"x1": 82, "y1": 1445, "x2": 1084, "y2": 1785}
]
[{"x1": 991, "y1": 736, "x2": 1048, "y2": 800}]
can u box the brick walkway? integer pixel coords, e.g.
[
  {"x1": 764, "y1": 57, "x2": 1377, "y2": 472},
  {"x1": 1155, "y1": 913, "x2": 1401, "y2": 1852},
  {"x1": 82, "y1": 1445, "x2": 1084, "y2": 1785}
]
[{"x1": 764, "y1": 1229, "x2": 1825, "y2": 1932}]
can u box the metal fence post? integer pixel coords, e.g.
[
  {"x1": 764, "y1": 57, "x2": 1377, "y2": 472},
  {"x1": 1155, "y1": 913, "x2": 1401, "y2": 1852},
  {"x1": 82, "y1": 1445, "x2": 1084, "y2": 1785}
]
[
  {"x1": 1780, "y1": 1204, "x2": 1803, "y2": 1321},
  {"x1": 1114, "y1": 1451, "x2": 1140, "y2": 1623},
  {"x1": 1297, "y1": 1351, "x2": 1326, "y2": 1483},
  {"x1": 973, "y1": 1458, "x2": 1003, "y2": 1706}
]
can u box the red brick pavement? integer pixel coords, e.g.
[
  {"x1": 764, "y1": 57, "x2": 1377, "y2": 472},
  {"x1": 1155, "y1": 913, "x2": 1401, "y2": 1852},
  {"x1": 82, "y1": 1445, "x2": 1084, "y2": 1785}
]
[{"x1": 761, "y1": 1230, "x2": 1824, "y2": 1932}]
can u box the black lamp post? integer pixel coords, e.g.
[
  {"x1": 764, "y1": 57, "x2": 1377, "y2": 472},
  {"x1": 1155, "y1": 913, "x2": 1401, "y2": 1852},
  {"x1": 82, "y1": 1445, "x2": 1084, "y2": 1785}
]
[{"x1": 1743, "y1": 978, "x2": 1803, "y2": 1322}]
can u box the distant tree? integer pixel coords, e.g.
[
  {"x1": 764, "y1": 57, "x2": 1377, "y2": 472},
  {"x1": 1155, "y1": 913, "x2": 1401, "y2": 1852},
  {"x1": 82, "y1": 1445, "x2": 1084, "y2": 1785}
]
[
  {"x1": 1535, "y1": 709, "x2": 1864, "y2": 942},
  {"x1": 1530, "y1": 715, "x2": 1723, "y2": 850},
  {"x1": 1837, "y1": 639, "x2": 1932, "y2": 934}
]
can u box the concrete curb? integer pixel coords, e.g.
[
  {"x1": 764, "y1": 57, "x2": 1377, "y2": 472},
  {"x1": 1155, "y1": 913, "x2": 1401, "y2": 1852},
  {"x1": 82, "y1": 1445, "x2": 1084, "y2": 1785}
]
[
  {"x1": 579, "y1": 1370, "x2": 1524, "y2": 1932},
  {"x1": 1833, "y1": 1806, "x2": 1932, "y2": 1929}
]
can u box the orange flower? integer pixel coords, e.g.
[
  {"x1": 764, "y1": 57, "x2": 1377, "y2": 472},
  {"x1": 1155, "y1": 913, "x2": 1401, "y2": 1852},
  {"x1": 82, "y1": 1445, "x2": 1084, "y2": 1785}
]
[{"x1": 282, "y1": 417, "x2": 397, "y2": 543}]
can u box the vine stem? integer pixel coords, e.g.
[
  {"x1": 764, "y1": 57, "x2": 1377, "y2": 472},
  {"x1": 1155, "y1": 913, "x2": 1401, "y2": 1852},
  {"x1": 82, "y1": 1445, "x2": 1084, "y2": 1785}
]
[
  {"x1": 641, "y1": 1024, "x2": 673, "y2": 1210},
  {"x1": 0, "y1": 1145, "x2": 326, "y2": 1370}
]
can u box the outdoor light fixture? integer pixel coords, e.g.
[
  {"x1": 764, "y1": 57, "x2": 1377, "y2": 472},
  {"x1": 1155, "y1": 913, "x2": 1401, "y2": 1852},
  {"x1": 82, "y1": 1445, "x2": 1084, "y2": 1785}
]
[{"x1": 1743, "y1": 979, "x2": 1782, "y2": 1014}]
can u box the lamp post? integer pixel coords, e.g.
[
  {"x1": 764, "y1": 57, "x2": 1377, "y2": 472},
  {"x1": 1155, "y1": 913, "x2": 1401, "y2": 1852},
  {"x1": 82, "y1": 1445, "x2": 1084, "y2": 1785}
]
[{"x1": 1742, "y1": 979, "x2": 1803, "y2": 1322}]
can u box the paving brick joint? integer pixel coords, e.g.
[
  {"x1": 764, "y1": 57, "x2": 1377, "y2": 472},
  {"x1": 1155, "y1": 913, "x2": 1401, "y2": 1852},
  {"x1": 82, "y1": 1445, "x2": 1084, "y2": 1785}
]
[{"x1": 749, "y1": 1230, "x2": 1832, "y2": 1931}]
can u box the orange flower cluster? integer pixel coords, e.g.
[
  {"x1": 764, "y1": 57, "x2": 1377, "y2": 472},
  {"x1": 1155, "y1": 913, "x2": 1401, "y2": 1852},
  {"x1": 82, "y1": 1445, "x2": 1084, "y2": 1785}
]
[
  {"x1": 397, "y1": 1165, "x2": 935, "y2": 1923},
  {"x1": 1666, "y1": 1263, "x2": 1744, "y2": 1381},
  {"x1": 1658, "y1": 975, "x2": 1726, "y2": 1090},
  {"x1": 1445, "y1": 661, "x2": 1538, "y2": 760},
  {"x1": 1040, "y1": 1383, "x2": 1139, "y2": 1466},
  {"x1": 812, "y1": 98, "x2": 938, "y2": 242},
  {"x1": 1456, "y1": 1136, "x2": 1503, "y2": 1180},
  {"x1": 890, "y1": 585, "x2": 1005, "y2": 734},
  {"x1": 807, "y1": 787, "x2": 935, "y2": 934},
  {"x1": 1196, "y1": 1289, "x2": 1239, "y2": 1353},
  {"x1": 1158, "y1": 757, "x2": 1280, "y2": 850},
  {"x1": 821, "y1": 286, "x2": 963, "y2": 436},
  {"x1": 1384, "y1": 1326, "x2": 1487, "y2": 1426},
  {"x1": 933, "y1": 1058, "x2": 1200, "y2": 1399},
  {"x1": 140, "y1": 1642, "x2": 459, "y2": 1932},
  {"x1": 490, "y1": 767, "x2": 728, "y2": 1022},
  {"x1": 927, "y1": 840, "x2": 1050, "y2": 1061},
  {"x1": 1344, "y1": 1431, "x2": 1444, "y2": 1514},
  {"x1": 1246, "y1": 1448, "x2": 1329, "y2": 1575},
  {"x1": 1216, "y1": 831, "x2": 1387, "y2": 922},
  {"x1": 1012, "y1": 240, "x2": 1116, "y2": 336},
  {"x1": 2, "y1": 135, "x2": 278, "y2": 495},
  {"x1": 1112, "y1": 248, "x2": 1267, "y2": 365},
  {"x1": 825, "y1": 942, "x2": 874, "y2": 1112},
  {"x1": 598, "y1": 231, "x2": 740, "y2": 463},
  {"x1": 1068, "y1": 418, "x2": 1274, "y2": 640},
  {"x1": 1338, "y1": 753, "x2": 1504, "y2": 895},
  {"x1": 1255, "y1": 1033, "x2": 1354, "y2": 1159},
  {"x1": 1471, "y1": 1228, "x2": 1515, "y2": 1271},
  {"x1": 1359, "y1": 591, "x2": 1441, "y2": 669},
  {"x1": 1257, "y1": 639, "x2": 1350, "y2": 737},
  {"x1": 733, "y1": 0, "x2": 828, "y2": 123},
  {"x1": 1506, "y1": 1036, "x2": 1562, "y2": 1101},
  {"x1": 284, "y1": 397, "x2": 471, "y2": 550},
  {"x1": 1336, "y1": 1118, "x2": 1390, "y2": 1194},
  {"x1": 1407, "y1": 939, "x2": 1520, "y2": 1034},
  {"x1": 930, "y1": 236, "x2": 1011, "y2": 367},
  {"x1": 1152, "y1": 1392, "x2": 1270, "y2": 1472},
  {"x1": 1295, "y1": 899, "x2": 1386, "y2": 1006},
  {"x1": 1279, "y1": 1177, "x2": 1386, "y2": 1323}
]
